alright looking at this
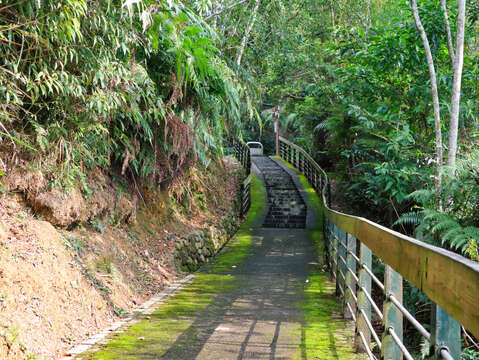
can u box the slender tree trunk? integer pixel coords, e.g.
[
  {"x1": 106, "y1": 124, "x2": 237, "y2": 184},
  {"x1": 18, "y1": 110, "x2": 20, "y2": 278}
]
[
  {"x1": 441, "y1": 0, "x2": 456, "y2": 66},
  {"x1": 329, "y1": 0, "x2": 335, "y2": 27},
  {"x1": 447, "y1": 0, "x2": 467, "y2": 168},
  {"x1": 411, "y1": 0, "x2": 443, "y2": 202},
  {"x1": 236, "y1": 0, "x2": 260, "y2": 66},
  {"x1": 211, "y1": 2, "x2": 218, "y2": 29},
  {"x1": 366, "y1": 0, "x2": 372, "y2": 27}
]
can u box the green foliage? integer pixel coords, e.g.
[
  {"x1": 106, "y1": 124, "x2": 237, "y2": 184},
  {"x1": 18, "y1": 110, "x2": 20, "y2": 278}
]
[
  {"x1": 62, "y1": 236, "x2": 86, "y2": 254},
  {"x1": 397, "y1": 207, "x2": 479, "y2": 261},
  {"x1": 462, "y1": 348, "x2": 479, "y2": 360},
  {"x1": 395, "y1": 153, "x2": 479, "y2": 260},
  {"x1": 0, "y1": 0, "x2": 255, "y2": 189},
  {"x1": 227, "y1": 0, "x2": 479, "y2": 244},
  {"x1": 90, "y1": 219, "x2": 106, "y2": 234}
]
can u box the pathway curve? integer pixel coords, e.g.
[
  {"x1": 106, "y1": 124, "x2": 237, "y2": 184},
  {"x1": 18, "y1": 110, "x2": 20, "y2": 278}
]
[{"x1": 78, "y1": 157, "x2": 362, "y2": 360}]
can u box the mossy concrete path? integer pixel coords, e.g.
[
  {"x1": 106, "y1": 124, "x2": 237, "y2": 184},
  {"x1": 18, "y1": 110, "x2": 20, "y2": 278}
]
[{"x1": 78, "y1": 157, "x2": 363, "y2": 360}]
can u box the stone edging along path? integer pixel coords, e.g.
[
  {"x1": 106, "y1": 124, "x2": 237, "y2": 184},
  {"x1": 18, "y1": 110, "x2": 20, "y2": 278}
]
[{"x1": 60, "y1": 274, "x2": 195, "y2": 359}]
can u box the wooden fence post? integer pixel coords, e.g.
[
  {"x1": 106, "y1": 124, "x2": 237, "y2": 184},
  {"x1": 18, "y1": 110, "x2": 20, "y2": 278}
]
[
  {"x1": 337, "y1": 230, "x2": 347, "y2": 298},
  {"x1": 345, "y1": 235, "x2": 357, "y2": 320},
  {"x1": 324, "y1": 218, "x2": 330, "y2": 268},
  {"x1": 382, "y1": 265, "x2": 403, "y2": 360},
  {"x1": 327, "y1": 181, "x2": 332, "y2": 207},
  {"x1": 239, "y1": 180, "x2": 245, "y2": 218},
  {"x1": 305, "y1": 159, "x2": 312, "y2": 183},
  {"x1": 355, "y1": 242, "x2": 372, "y2": 352},
  {"x1": 330, "y1": 223, "x2": 334, "y2": 265},
  {"x1": 332, "y1": 224, "x2": 339, "y2": 286},
  {"x1": 310, "y1": 162, "x2": 313, "y2": 184},
  {"x1": 431, "y1": 304, "x2": 461, "y2": 359}
]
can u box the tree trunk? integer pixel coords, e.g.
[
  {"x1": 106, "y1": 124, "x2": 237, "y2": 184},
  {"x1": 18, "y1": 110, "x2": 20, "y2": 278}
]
[
  {"x1": 329, "y1": 0, "x2": 335, "y2": 27},
  {"x1": 366, "y1": 0, "x2": 372, "y2": 27},
  {"x1": 236, "y1": 0, "x2": 260, "y2": 66},
  {"x1": 441, "y1": 0, "x2": 456, "y2": 66},
  {"x1": 447, "y1": 0, "x2": 467, "y2": 168},
  {"x1": 411, "y1": 0, "x2": 443, "y2": 202}
]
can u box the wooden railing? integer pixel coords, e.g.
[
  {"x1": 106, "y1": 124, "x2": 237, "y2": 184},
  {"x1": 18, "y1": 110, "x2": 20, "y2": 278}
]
[
  {"x1": 279, "y1": 136, "x2": 479, "y2": 360},
  {"x1": 233, "y1": 141, "x2": 252, "y2": 218}
]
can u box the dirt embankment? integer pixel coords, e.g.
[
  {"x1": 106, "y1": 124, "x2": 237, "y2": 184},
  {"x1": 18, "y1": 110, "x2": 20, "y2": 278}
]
[{"x1": 0, "y1": 158, "x2": 242, "y2": 359}]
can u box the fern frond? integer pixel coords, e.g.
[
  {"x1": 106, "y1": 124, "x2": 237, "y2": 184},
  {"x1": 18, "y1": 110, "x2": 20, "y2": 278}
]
[
  {"x1": 314, "y1": 121, "x2": 328, "y2": 132},
  {"x1": 461, "y1": 226, "x2": 479, "y2": 238},
  {"x1": 430, "y1": 219, "x2": 459, "y2": 234},
  {"x1": 422, "y1": 209, "x2": 449, "y2": 222},
  {"x1": 450, "y1": 234, "x2": 469, "y2": 251},
  {"x1": 394, "y1": 211, "x2": 421, "y2": 226},
  {"x1": 441, "y1": 226, "x2": 463, "y2": 243},
  {"x1": 407, "y1": 189, "x2": 435, "y2": 203}
]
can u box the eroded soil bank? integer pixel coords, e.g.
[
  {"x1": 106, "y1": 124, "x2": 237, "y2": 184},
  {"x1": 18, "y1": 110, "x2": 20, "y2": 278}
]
[{"x1": 0, "y1": 158, "x2": 242, "y2": 359}]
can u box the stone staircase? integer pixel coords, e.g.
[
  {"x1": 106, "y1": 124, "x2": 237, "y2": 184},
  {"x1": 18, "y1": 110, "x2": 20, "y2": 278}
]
[{"x1": 253, "y1": 157, "x2": 306, "y2": 228}]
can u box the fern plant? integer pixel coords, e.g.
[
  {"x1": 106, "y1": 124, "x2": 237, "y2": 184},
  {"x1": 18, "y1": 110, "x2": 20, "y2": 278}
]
[{"x1": 396, "y1": 153, "x2": 479, "y2": 261}]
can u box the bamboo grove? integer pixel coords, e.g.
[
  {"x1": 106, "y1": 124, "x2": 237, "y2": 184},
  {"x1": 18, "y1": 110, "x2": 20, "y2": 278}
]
[{"x1": 0, "y1": 0, "x2": 258, "y2": 189}]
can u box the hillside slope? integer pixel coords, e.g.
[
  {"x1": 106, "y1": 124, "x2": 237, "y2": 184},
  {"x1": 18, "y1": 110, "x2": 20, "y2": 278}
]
[{"x1": 0, "y1": 158, "x2": 242, "y2": 359}]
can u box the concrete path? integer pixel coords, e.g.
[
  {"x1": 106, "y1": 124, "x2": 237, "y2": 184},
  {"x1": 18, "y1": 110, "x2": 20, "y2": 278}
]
[
  {"x1": 160, "y1": 228, "x2": 315, "y2": 359},
  {"x1": 78, "y1": 157, "x2": 362, "y2": 360}
]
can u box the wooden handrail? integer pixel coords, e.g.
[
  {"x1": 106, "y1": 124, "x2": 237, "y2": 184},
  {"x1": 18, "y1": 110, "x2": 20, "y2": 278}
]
[
  {"x1": 278, "y1": 136, "x2": 479, "y2": 340},
  {"x1": 326, "y1": 207, "x2": 479, "y2": 338}
]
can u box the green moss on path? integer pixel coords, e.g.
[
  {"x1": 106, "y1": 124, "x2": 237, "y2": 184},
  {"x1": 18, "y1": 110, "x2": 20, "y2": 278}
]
[
  {"x1": 79, "y1": 273, "x2": 238, "y2": 360},
  {"x1": 296, "y1": 268, "x2": 361, "y2": 360},
  {"x1": 206, "y1": 174, "x2": 267, "y2": 273},
  {"x1": 77, "y1": 174, "x2": 267, "y2": 360}
]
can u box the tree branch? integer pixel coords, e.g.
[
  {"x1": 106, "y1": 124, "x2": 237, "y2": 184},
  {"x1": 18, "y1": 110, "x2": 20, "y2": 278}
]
[
  {"x1": 411, "y1": 0, "x2": 443, "y2": 208},
  {"x1": 447, "y1": 0, "x2": 467, "y2": 168},
  {"x1": 236, "y1": 0, "x2": 261, "y2": 66},
  {"x1": 205, "y1": 0, "x2": 248, "y2": 20},
  {"x1": 441, "y1": 0, "x2": 456, "y2": 67}
]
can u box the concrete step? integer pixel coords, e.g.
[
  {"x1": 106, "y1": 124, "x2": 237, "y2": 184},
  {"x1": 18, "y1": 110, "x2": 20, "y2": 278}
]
[{"x1": 253, "y1": 156, "x2": 307, "y2": 229}]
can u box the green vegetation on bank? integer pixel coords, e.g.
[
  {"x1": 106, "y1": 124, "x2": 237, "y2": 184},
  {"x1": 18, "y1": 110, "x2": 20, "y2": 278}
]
[
  {"x1": 0, "y1": 0, "x2": 257, "y2": 190},
  {"x1": 206, "y1": 173, "x2": 267, "y2": 272}
]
